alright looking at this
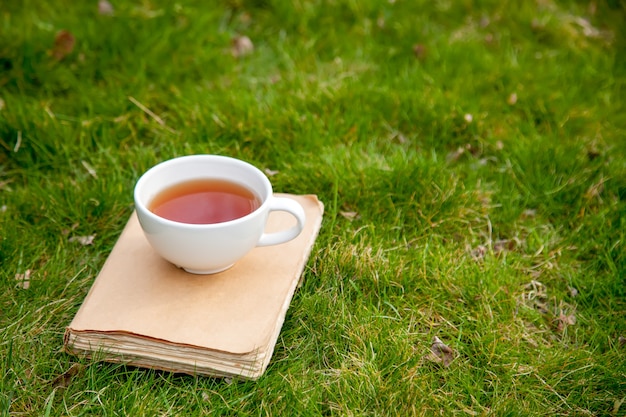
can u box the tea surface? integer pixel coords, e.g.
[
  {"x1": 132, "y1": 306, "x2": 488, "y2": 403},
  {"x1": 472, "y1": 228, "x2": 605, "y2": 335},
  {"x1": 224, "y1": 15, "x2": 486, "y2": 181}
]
[{"x1": 149, "y1": 179, "x2": 261, "y2": 224}]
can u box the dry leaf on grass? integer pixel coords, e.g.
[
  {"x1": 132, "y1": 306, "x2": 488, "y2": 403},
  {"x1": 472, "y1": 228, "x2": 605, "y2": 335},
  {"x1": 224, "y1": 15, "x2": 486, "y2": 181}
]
[
  {"x1": 493, "y1": 238, "x2": 518, "y2": 254},
  {"x1": 62, "y1": 223, "x2": 80, "y2": 236},
  {"x1": 81, "y1": 160, "x2": 97, "y2": 178},
  {"x1": 520, "y1": 208, "x2": 537, "y2": 220},
  {"x1": 69, "y1": 235, "x2": 95, "y2": 246},
  {"x1": 231, "y1": 36, "x2": 254, "y2": 57},
  {"x1": 15, "y1": 269, "x2": 31, "y2": 289},
  {"x1": 447, "y1": 146, "x2": 467, "y2": 163},
  {"x1": 470, "y1": 244, "x2": 487, "y2": 261},
  {"x1": 340, "y1": 211, "x2": 359, "y2": 220},
  {"x1": 425, "y1": 336, "x2": 455, "y2": 367},
  {"x1": 507, "y1": 92, "x2": 518, "y2": 105},
  {"x1": 264, "y1": 168, "x2": 279, "y2": 177},
  {"x1": 554, "y1": 311, "x2": 576, "y2": 333},
  {"x1": 446, "y1": 143, "x2": 479, "y2": 163},
  {"x1": 412, "y1": 44, "x2": 427, "y2": 60},
  {"x1": 51, "y1": 30, "x2": 75, "y2": 60},
  {"x1": 98, "y1": 0, "x2": 114, "y2": 16},
  {"x1": 51, "y1": 363, "x2": 84, "y2": 389}
]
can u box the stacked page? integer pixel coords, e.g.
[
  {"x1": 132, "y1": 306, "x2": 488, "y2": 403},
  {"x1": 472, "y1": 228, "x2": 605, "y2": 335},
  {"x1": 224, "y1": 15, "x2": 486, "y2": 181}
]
[{"x1": 64, "y1": 194, "x2": 324, "y2": 379}]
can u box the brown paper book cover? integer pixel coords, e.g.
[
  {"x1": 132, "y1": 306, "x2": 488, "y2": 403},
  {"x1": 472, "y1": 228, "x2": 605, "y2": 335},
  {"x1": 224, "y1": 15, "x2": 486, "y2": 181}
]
[{"x1": 64, "y1": 194, "x2": 324, "y2": 379}]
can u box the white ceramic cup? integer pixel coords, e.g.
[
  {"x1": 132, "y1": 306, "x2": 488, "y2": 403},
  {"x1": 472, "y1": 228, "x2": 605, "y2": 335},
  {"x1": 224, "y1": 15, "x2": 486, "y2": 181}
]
[{"x1": 134, "y1": 155, "x2": 306, "y2": 274}]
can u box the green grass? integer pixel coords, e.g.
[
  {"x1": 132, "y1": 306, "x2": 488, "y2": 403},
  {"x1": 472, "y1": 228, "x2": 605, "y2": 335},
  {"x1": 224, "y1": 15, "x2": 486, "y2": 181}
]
[{"x1": 1, "y1": 0, "x2": 625, "y2": 415}]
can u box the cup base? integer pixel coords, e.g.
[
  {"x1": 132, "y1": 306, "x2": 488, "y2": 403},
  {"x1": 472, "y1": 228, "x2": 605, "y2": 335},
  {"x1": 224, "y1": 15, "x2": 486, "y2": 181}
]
[{"x1": 176, "y1": 264, "x2": 234, "y2": 275}]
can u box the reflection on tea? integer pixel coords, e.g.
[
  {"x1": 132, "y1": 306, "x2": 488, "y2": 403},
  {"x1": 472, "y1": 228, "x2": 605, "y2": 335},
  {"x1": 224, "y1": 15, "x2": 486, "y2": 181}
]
[{"x1": 149, "y1": 179, "x2": 261, "y2": 224}]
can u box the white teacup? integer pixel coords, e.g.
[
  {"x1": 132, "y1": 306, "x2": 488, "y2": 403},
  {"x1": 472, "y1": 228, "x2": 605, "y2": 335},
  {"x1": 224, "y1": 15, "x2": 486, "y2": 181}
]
[{"x1": 134, "y1": 155, "x2": 306, "y2": 274}]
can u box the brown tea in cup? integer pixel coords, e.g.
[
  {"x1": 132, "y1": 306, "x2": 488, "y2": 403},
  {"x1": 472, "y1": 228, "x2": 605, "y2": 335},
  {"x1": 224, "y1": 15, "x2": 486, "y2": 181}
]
[{"x1": 148, "y1": 179, "x2": 261, "y2": 225}]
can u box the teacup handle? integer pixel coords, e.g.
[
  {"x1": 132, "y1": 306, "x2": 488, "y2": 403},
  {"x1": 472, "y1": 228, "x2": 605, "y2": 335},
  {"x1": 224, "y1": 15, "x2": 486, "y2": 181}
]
[{"x1": 257, "y1": 196, "x2": 306, "y2": 247}]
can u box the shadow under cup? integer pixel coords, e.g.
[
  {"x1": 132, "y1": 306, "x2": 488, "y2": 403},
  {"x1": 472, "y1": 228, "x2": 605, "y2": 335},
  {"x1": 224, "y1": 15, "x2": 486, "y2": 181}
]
[{"x1": 133, "y1": 155, "x2": 306, "y2": 274}]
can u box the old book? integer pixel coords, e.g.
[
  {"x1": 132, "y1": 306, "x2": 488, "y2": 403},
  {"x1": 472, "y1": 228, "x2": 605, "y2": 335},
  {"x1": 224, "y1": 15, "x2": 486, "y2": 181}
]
[{"x1": 64, "y1": 194, "x2": 324, "y2": 379}]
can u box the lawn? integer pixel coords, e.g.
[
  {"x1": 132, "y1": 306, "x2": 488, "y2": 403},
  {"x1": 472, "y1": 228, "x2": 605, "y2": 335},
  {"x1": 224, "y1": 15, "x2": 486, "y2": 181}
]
[{"x1": 1, "y1": 0, "x2": 625, "y2": 415}]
